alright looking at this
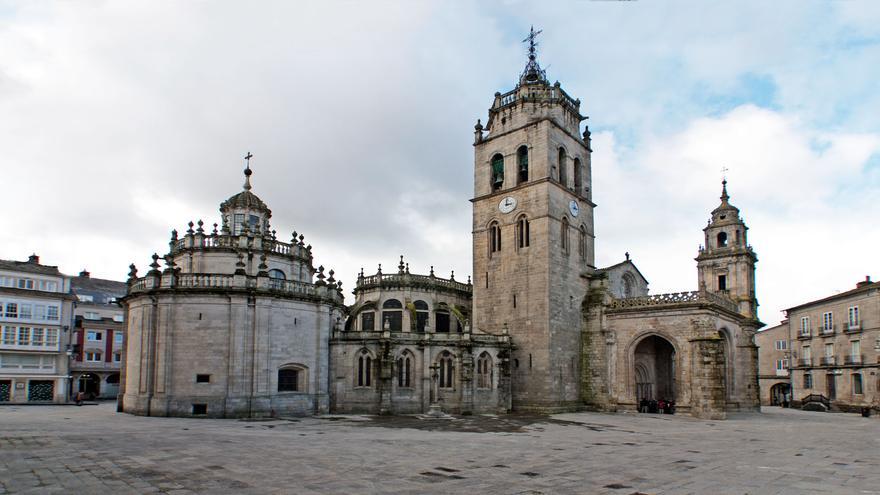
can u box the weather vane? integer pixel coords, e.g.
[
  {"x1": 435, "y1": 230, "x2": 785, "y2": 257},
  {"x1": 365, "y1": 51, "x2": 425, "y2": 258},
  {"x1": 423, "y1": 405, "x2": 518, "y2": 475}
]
[
  {"x1": 521, "y1": 26, "x2": 546, "y2": 82},
  {"x1": 523, "y1": 25, "x2": 542, "y2": 61},
  {"x1": 720, "y1": 166, "x2": 729, "y2": 182}
]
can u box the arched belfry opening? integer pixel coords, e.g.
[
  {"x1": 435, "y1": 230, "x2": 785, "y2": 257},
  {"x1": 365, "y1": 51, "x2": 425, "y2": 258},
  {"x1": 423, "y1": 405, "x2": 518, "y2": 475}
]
[{"x1": 633, "y1": 336, "x2": 675, "y2": 402}]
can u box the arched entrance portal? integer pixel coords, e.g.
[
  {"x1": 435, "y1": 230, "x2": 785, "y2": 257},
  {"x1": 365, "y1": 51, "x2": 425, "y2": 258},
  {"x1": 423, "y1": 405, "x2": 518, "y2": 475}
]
[
  {"x1": 78, "y1": 373, "x2": 100, "y2": 399},
  {"x1": 634, "y1": 336, "x2": 675, "y2": 402},
  {"x1": 769, "y1": 383, "x2": 791, "y2": 406}
]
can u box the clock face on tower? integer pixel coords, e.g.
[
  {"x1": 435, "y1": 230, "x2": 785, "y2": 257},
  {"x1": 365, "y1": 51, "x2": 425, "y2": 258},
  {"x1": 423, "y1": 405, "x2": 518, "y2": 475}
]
[
  {"x1": 499, "y1": 196, "x2": 517, "y2": 214},
  {"x1": 569, "y1": 200, "x2": 580, "y2": 217}
]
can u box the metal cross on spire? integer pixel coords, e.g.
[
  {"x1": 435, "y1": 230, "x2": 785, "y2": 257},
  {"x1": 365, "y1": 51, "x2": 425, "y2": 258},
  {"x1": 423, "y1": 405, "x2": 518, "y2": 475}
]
[
  {"x1": 520, "y1": 25, "x2": 546, "y2": 83},
  {"x1": 720, "y1": 166, "x2": 730, "y2": 201},
  {"x1": 523, "y1": 25, "x2": 542, "y2": 61},
  {"x1": 243, "y1": 151, "x2": 254, "y2": 191}
]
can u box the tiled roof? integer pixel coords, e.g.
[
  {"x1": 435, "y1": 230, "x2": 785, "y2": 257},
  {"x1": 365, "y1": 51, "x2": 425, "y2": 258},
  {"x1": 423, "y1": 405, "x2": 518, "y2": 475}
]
[
  {"x1": 72, "y1": 275, "x2": 127, "y2": 305},
  {"x1": 786, "y1": 281, "x2": 880, "y2": 312},
  {"x1": 0, "y1": 258, "x2": 63, "y2": 276}
]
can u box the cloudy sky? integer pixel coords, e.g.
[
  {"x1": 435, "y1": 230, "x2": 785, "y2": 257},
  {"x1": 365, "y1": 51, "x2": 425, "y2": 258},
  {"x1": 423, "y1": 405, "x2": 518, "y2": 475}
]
[{"x1": 2, "y1": 1, "x2": 878, "y2": 325}]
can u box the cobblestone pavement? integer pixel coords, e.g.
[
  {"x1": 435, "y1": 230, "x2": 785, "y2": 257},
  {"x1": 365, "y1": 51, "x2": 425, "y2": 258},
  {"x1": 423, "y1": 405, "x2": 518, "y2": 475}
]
[{"x1": 0, "y1": 404, "x2": 878, "y2": 495}]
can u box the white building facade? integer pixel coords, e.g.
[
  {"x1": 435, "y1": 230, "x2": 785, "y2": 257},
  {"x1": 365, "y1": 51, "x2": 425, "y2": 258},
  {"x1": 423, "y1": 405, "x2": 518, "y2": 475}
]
[{"x1": 0, "y1": 255, "x2": 75, "y2": 403}]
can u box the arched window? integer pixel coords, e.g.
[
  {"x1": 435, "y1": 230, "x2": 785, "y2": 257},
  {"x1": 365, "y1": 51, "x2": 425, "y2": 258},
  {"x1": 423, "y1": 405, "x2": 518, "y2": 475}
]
[
  {"x1": 278, "y1": 364, "x2": 306, "y2": 392},
  {"x1": 516, "y1": 215, "x2": 530, "y2": 249},
  {"x1": 517, "y1": 146, "x2": 529, "y2": 184},
  {"x1": 578, "y1": 225, "x2": 587, "y2": 260},
  {"x1": 558, "y1": 148, "x2": 567, "y2": 187},
  {"x1": 397, "y1": 351, "x2": 413, "y2": 388},
  {"x1": 438, "y1": 351, "x2": 454, "y2": 389},
  {"x1": 491, "y1": 154, "x2": 504, "y2": 191},
  {"x1": 382, "y1": 299, "x2": 403, "y2": 332},
  {"x1": 735, "y1": 229, "x2": 741, "y2": 245},
  {"x1": 414, "y1": 300, "x2": 429, "y2": 333},
  {"x1": 268, "y1": 269, "x2": 286, "y2": 289},
  {"x1": 561, "y1": 217, "x2": 570, "y2": 253},
  {"x1": 360, "y1": 311, "x2": 375, "y2": 332},
  {"x1": 573, "y1": 158, "x2": 582, "y2": 193},
  {"x1": 435, "y1": 307, "x2": 451, "y2": 333},
  {"x1": 489, "y1": 221, "x2": 501, "y2": 254},
  {"x1": 357, "y1": 350, "x2": 372, "y2": 387},
  {"x1": 622, "y1": 273, "x2": 635, "y2": 298},
  {"x1": 717, "y1": 231, "x2": 728, "y2": 247},
  {"x1": 477, "y1": 352, "x2": 493, "y2": 389}
]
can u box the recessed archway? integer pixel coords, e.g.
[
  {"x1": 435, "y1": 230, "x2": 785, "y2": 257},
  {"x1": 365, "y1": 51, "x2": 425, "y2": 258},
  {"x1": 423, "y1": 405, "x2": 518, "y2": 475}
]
[{"x1": 633, "y1": 335, "x2": 676, "y2": 402}]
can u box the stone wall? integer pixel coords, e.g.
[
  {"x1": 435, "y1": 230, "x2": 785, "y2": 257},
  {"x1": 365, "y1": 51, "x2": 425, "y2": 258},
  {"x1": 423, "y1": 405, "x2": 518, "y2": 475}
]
[{"x1": 123, "y1": 291, "x2": 339, "y2": 418}]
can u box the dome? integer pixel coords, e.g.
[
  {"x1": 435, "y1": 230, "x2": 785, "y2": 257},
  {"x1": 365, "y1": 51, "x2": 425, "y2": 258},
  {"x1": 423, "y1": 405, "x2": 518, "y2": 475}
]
[
  {"x1": 219, "y1": 164, "x2": 272, "y2": 217},
  {"x1": 220, "y1": 190, "x2": 271, "y2": 215},
  {"x1": 710, "y1": 180, "x2": 740, "y2": 221}
]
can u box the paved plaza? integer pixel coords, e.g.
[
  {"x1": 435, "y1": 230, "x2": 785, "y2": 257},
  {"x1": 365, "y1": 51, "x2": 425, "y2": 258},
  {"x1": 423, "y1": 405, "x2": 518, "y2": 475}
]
[{"x1": 0, "y1": 404, "x2": 877, "y2": 495}]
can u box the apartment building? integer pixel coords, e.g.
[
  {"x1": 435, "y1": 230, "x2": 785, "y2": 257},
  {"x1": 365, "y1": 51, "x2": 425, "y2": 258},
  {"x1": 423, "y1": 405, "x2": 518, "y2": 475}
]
[
  {"x1": 71, "y1": 271, "x2": 127, "y2": 400},
  {"x1": 755, "y1": 322, "x2": 791, "y2": 406},
  {"x1": 788, "y1": 276, "x2": 879, "y2": 413},
  {"x1": 0, "y1": 255, "x2": 74, "y2": 403}
]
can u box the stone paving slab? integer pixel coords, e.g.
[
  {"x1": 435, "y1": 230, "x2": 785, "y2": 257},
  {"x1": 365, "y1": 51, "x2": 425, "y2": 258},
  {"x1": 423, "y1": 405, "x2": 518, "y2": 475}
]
[{"x1": 0, "y1": 404, "x2": 878, "y2": 494}]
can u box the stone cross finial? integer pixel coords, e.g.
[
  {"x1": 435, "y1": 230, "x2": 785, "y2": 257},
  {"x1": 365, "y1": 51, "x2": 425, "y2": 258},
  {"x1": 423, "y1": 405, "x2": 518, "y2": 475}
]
[{"x1": 243, "y1": 151, "x2": 253, "y2": 191}]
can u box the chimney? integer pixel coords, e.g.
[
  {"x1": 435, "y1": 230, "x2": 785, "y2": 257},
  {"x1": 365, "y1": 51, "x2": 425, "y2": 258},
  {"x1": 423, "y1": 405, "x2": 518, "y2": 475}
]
[
  {"x1": 79, "y1": 270, "x2": 90, "y2": 278},
  {"x1": 856, "y1": 275, "x2": 872, "y2": 288},
  {"x1": 27, "y1": 253, "x2": 39, "y2": 264}
]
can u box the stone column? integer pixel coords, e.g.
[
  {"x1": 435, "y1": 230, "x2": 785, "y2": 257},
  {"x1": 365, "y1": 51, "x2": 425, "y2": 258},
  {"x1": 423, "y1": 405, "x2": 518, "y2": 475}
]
[
  {"x1": 460, "y1": 340, "x2": 474, "y2": 414},
  {"x1": 581, "y1": 274, "x2": 614, "y2": 411},
  {"x1": 689, "y1": 336, "x2": 727, "y2": 420}
]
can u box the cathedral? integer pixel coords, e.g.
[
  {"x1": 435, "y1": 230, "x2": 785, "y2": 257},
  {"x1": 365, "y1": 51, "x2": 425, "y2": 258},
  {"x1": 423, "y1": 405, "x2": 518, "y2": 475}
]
[{"x1": 120, "y1": 33, "x2": 761, "y2": 419}]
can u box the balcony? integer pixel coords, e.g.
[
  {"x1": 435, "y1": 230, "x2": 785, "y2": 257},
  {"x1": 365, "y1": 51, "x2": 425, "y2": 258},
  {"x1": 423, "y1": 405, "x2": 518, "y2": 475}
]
[
  {"x1": 843, "y1": 322, "x2": 862, "y2": 333},
  {"x1": 820, "y1": 356, "x2": 836, "y2": 366},
  {"x1": 797, "y1": 358, "x2": 812, "y2": 367},
  {"x1": 844, "y1": 354, "x2": 863, "y2": 365},
  {"x1": 819, "y1": 324, "x2": 835, "y2": 336},
  {"x1": 797, "y1": 330, "x2": 812, "y2": 340}
]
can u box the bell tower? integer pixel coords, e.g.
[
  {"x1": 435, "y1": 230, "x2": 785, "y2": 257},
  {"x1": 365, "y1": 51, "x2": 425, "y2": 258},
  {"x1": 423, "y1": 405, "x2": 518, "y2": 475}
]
[
  {"x1": 471, "y1": 28, "x2": 595, "y2": 411},
  {"x1": 696, "y1": 180, "x2": 759, "y2": 321}
]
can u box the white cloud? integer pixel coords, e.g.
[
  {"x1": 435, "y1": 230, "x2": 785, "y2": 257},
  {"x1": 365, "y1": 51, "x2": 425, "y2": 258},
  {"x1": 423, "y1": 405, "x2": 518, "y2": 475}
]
[{"x1": 595, "y1": 105, "x2": 880, "y2": 324}]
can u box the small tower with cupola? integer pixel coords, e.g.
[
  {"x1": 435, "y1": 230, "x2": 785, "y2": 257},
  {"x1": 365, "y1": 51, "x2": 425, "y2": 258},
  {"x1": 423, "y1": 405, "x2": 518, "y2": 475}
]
[
  {"x1": 696, "y1": 180, "x2": 759, "y2": 321},
  {"x1": 471, "y1": 28, "x2": 594, "y2": 411}
]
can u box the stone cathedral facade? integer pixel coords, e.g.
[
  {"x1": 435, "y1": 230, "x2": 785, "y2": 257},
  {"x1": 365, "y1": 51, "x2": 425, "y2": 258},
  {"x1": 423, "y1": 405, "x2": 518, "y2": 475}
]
[{"x1": 121, "y1": 36, "x2": 761, "y2": 419}]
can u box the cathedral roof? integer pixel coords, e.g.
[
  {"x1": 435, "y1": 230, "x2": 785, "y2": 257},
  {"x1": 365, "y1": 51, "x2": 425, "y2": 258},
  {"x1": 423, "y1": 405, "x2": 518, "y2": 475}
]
[
  {"x1": 710, "y1": 180, "x2": 740, "y2": 218},
  {"x1": 219, "y1": 164, "x2": 272, "y2": 216}
]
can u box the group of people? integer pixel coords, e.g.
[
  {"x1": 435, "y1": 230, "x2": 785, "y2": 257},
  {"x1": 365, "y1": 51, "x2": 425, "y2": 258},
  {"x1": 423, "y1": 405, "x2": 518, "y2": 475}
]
[{"x1": 638, "y1": 398, "x2": 675, "y2": 414}]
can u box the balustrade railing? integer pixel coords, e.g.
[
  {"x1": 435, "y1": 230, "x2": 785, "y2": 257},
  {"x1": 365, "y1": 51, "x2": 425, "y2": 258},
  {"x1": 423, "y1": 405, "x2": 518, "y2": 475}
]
[
  {"x1": 609, "y1": 290, "x2": 738, "y2": 313},
  {"x1": 357, "y1": 273, "x2": 471, "y2": 294},
  {"x1": 844, "y1": 354, "x2": 863, "y2": 365},
  {"x1": 169, "y1": 233, "x2": 308, "y2": 259},
  {"x1": 128, "y1": 272, "x2": 340, "y2": 302},
  {"x1": 493, "y1": 85, "x2": 579, "y2": 112}
]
